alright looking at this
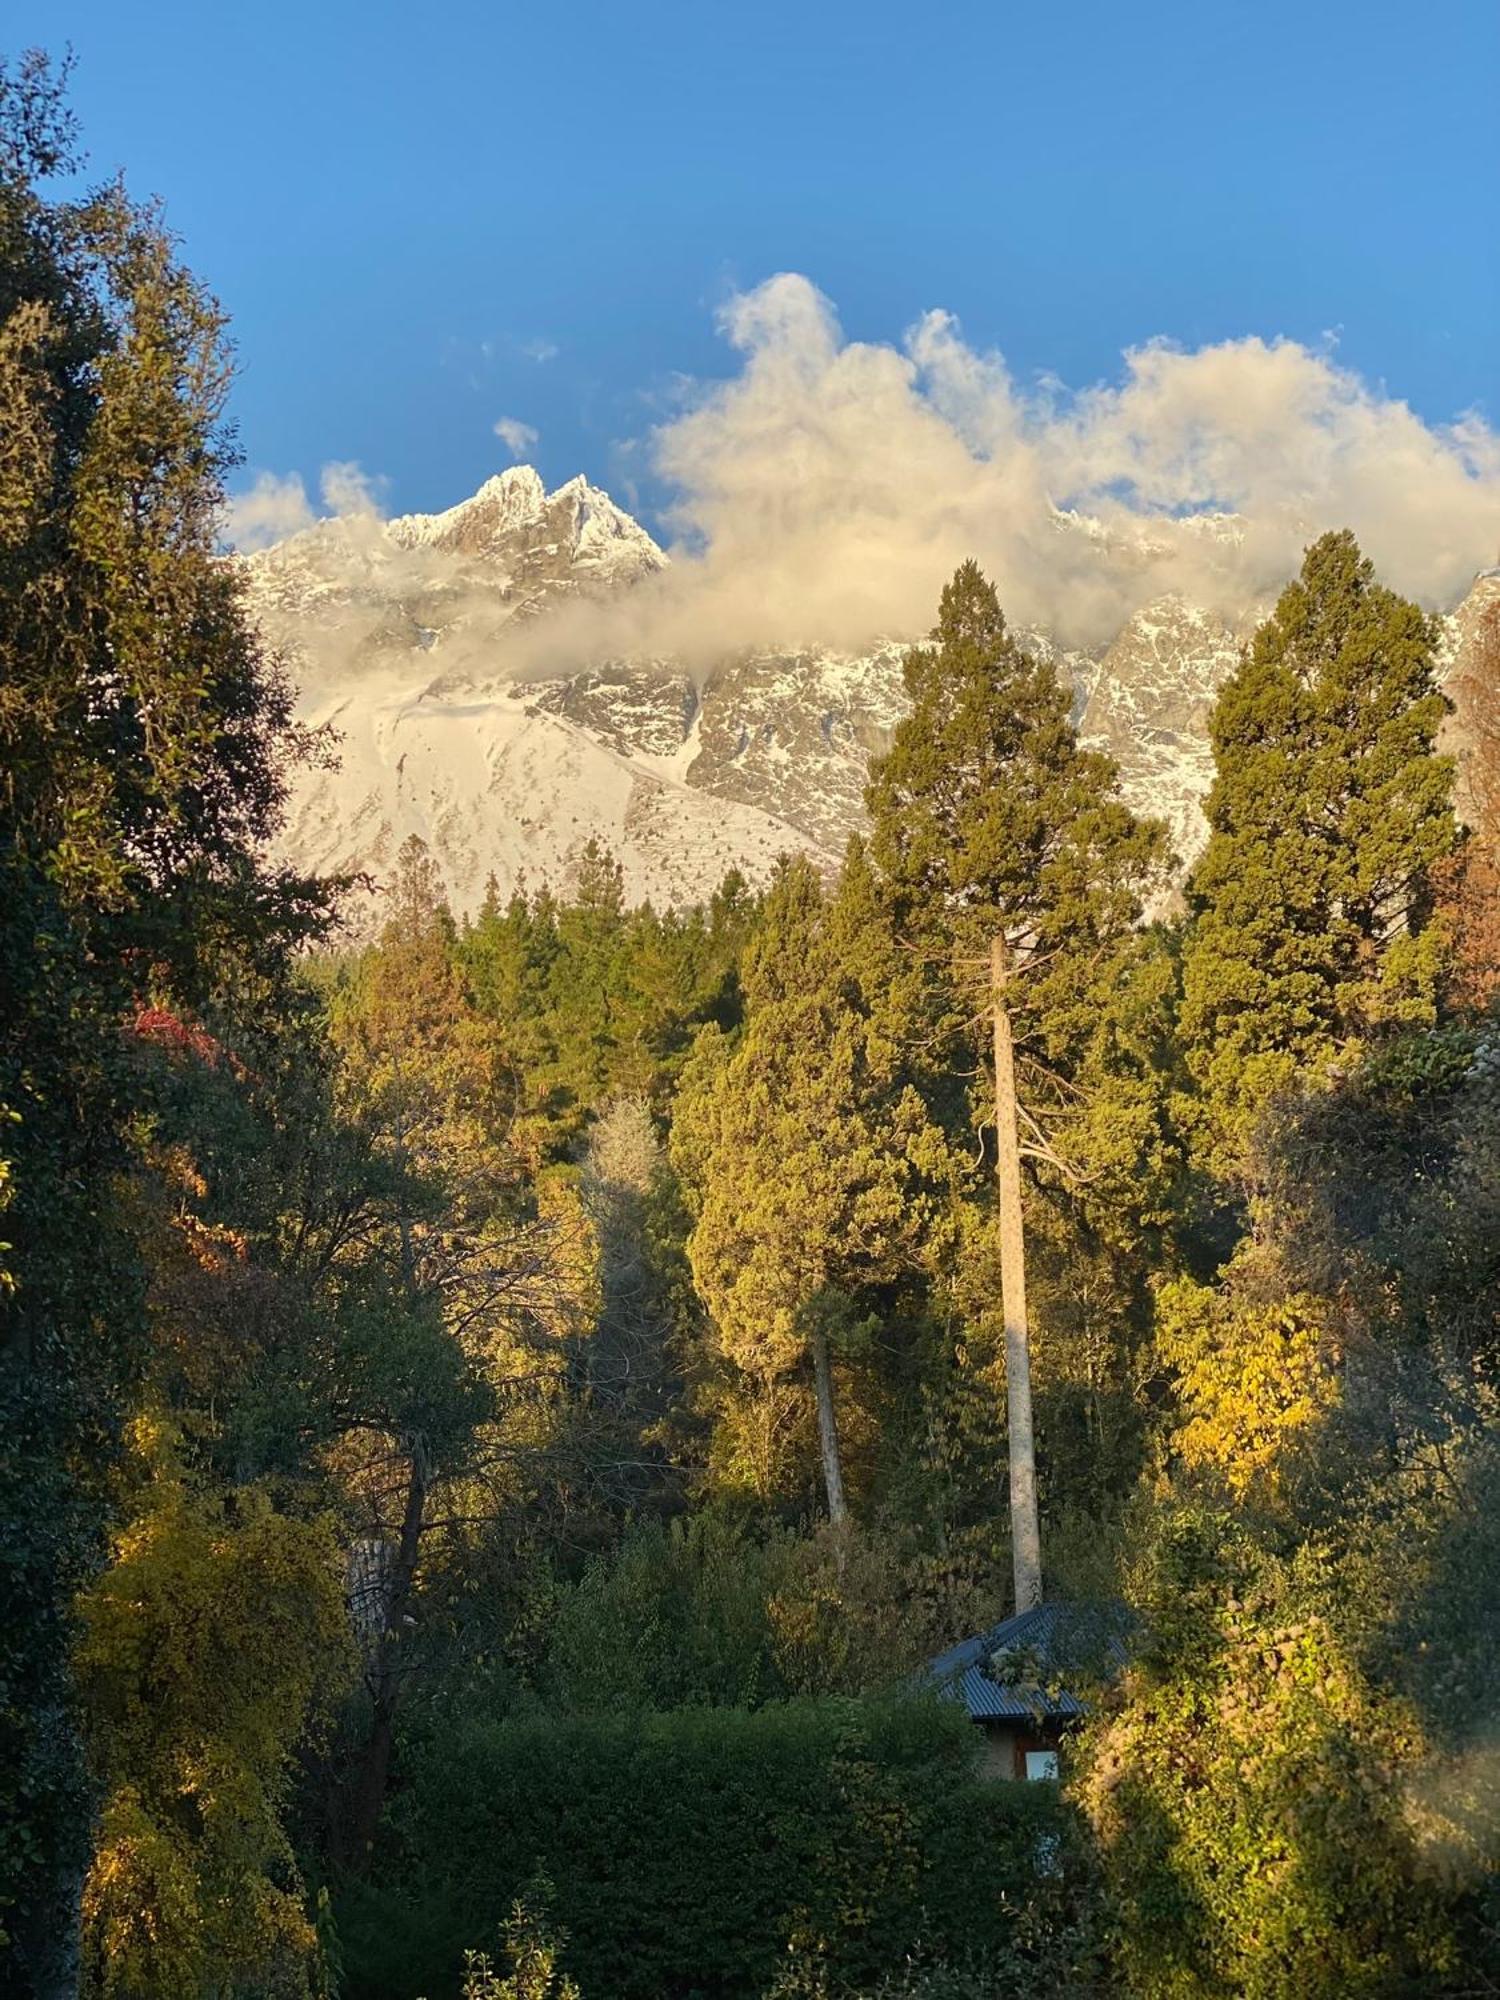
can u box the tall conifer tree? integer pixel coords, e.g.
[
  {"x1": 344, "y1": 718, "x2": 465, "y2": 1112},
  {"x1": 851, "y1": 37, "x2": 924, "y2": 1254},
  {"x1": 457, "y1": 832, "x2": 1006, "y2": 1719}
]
[
  {"x1": 866, "y1": 563, "x2": 1169, "y2": 1609},
  {"x1": 1180, "y1": 531, "x2": 1458, "y2": 1175}
]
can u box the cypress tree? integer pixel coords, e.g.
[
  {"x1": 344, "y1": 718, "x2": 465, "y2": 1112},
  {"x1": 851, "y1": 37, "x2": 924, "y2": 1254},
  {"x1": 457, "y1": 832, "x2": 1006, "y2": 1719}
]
[
  {"x1": 1180, "y1": 530, "x2": 1458, "y2": 1176},
  {"x1": 672, "y1": 852, "x2": 949, "y2": 1531},
  {"x1": 866, "y1": 562, "x2": 1169, "y2": 1609}
]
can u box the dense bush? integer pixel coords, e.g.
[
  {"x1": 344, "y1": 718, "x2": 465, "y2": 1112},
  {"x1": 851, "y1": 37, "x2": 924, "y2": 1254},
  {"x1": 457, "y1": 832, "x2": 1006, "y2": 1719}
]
[
  {"x1": 339, "y1": 1697, "x2": 1091, "y2": 2000},
  {"x1": 1076, "y1": 1507, "x2": 1473, "y2": 1999},
  {"x1": 538, "y1": 1514, "x2": 996, "y2": 1715}
]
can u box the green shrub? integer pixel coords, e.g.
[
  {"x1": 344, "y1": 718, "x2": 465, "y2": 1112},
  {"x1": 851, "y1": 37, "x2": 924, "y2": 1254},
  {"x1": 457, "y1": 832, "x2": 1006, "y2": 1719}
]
[
  {"x1": 1076, "y1": 1507, "x2": 1467, "y2": 1998},
  {"x1": 538, "y1": 1515, "x2": 996, "y2": 1715},
  {"x1": 339, "y1": 1698, "x2": 1089, "y2": 2000},
  {"x1": 443, "y1": 1881, "x2": 580, "y2": 2000}
]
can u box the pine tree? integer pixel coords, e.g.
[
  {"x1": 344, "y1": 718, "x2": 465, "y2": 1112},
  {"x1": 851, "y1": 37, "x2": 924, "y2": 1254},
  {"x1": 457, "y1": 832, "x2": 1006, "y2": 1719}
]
[
  {"x1": 866, "y1": 562, "x2": 1169, "y2": 1609},
  {"x1": 1180, "y1": 531, "x2": 1458, "y2": 1176},
  {"x1": 461, "y1": 879, "x2": 562, "y2": 1152}
]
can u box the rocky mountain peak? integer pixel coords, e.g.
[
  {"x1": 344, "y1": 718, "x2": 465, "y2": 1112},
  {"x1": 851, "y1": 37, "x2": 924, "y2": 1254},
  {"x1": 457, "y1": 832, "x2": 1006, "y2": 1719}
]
[
  {"x1": 387, "y1": 465, "x2": 549, "y2": 553},
  {"x1": 240, "y1": 474, "x2": 1486, "y2": 925},
  {"x1": 380, "y1": 466, "x2": 667, "y2": 584}
]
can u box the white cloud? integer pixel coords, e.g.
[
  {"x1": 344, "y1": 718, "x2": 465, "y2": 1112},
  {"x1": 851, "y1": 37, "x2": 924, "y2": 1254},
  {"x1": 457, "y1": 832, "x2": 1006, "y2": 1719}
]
[
  {"x1": 493, "y1": 415, "x2": 540, "y2": 459},
  {"x1": 221, "y1": 470, "x2": 315, "y2": 552},
  {"x1": 520, "y1": 338, "x2": 559, "y2": 364},
  {"x1": 222, "y1": 461, "x2": 388, "y2": 552},
  {"x1": 534, "y1": 273, "x2": 1497, "y2": 664},
  {"x1": 318, "y1": 460, "x2": 385, "y2": 517},
  {"x1": 228, "y1": 277, "x2": 1500, "y2": 675}
]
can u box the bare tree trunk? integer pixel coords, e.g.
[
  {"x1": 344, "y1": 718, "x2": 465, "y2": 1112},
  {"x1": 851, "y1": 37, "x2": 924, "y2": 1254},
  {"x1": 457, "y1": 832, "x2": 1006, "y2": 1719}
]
[
  {"x1": 991, "y1": 934, "x2": 1042, "y2": 1612},
  {"x1": 336, "y1": 1440, "x2": 428, "y2": 1873},
  {"x1": 809, "y1": 1319, "x2": 849, "y2": 1536}
]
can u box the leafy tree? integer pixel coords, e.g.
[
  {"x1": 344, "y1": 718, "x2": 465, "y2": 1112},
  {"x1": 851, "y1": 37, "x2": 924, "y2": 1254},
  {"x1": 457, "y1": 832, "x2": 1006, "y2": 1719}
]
[
  {"x1": 77, "y1": 958, "x2": 494, "y2": 1974},
  {"x1": 1156, "y1": 1269, "x2": 1336, "y2": 1504},
  {"x1": 866, "y1": 562, "x2": 1170, "y2": 1608},
  {"x1": 1077, "y1": 1508, "x2": 1461, "y2": 1999},
  {"x1": 74, "y1": 1420, "x2": 353, "y2": 2000},
  {"x1": 322, "y1": 838, "x2": 598, "y2": 1867},
  {"x1": 1179, "y1": 530, "x2": 1458, "y2": 1176},
  {"x1": 0, "y1": 54, "x2": 327, "y2": 1987}
]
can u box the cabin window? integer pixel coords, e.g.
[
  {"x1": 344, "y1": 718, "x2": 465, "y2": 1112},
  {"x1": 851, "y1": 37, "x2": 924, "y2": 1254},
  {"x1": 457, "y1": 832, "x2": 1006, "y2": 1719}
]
[{"x1": 1024, "y1": 1749, "x2": 1059, "y2": 1781}]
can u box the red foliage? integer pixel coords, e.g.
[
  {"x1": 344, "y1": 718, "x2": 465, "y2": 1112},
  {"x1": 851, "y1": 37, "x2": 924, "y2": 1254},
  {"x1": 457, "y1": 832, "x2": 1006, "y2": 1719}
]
[{"x1": 128, "y1": 1007, "x2": 227, "y2": 1070}]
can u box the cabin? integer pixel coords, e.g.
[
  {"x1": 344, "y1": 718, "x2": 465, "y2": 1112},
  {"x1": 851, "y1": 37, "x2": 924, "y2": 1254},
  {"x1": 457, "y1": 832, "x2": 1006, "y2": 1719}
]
[{"x1": 926, "y1": 1600, "x2": 1129, "y2": 1782}]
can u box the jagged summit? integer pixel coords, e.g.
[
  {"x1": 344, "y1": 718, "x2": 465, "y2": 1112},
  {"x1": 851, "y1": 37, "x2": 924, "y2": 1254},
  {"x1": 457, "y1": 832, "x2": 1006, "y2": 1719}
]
[
  {"x1": 388, "y1": 465, "x2": 549, "y2": 546},
  {"x1": 385, "y1": 466, "x2": 667, "y2": 578}
]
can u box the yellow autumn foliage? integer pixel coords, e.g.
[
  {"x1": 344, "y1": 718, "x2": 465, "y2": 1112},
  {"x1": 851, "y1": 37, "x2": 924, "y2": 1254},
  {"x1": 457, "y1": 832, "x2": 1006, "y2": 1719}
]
[
  {"x1": 1157, "y1": 1275, "x2": 1337, "y2": 1497},
  {"x1": 74, "y1": 1419, "x2": 354, "y2": 1999}
]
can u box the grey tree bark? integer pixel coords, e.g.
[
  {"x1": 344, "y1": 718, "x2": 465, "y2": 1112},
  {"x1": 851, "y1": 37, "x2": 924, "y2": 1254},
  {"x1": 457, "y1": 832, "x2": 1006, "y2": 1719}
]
[{"x1": 991, "y1": 933, "x2": 1043, "y2": 1612}]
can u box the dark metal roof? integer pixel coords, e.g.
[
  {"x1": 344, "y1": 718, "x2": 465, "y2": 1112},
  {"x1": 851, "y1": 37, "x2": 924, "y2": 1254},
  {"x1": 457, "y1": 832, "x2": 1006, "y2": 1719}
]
[{"x1": 926, "y1": 1601, "x2": 1130, "y2": 1724}]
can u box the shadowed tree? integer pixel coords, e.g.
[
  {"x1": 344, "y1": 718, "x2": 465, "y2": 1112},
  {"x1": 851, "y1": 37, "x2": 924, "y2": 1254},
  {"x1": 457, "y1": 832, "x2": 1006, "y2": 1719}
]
[
  {"x1": 1179, "y1": 530, "x2": 1458, "y2": 1177},
  {"x1": 0, "y1": 55, "x2": 328, "y2": 1993}
]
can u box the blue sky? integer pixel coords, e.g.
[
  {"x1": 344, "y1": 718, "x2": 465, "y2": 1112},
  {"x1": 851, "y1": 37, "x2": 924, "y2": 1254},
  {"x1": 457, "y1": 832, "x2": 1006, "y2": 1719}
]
[{"x1": 15, "y1": 0, "x2": 1499, "y2": 540}]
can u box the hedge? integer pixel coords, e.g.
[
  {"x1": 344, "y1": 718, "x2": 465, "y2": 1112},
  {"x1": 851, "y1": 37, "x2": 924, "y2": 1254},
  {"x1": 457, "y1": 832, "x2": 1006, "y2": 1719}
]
[{"x1": 336, "y1": 1696, "x2": 1086, "y2": 1999}]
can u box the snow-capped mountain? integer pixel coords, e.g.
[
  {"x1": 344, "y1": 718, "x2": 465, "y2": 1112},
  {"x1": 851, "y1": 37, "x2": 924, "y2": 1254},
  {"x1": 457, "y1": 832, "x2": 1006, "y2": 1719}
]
[
  {"x1": 239, "y1": 468, "x2": 1497, "y2": 921},
  {"x1": 242, "y1": 469, "x2": 920, "y2": 915}
]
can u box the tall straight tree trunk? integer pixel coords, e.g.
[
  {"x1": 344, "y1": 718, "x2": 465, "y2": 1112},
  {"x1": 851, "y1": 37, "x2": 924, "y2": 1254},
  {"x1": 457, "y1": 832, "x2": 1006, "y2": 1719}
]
[
  {"x1": 991, "y1": 934, "x2": 1042, "y2": 1612},
  {"x1": 809, "y1": 1319, "x2": 849, "y2": 1535},
  {"x1": 337, "y1": 1143, "x2": 429, "y2": 1874},
  {"x1": 337, "y1": 1439, "x2": 427, "y2": 1873}
]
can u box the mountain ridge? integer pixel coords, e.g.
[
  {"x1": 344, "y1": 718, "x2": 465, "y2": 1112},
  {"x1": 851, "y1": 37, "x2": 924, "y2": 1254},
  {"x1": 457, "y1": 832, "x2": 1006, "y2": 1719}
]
[{"x1": 240, "y1": 469, "x2": 1496, "y2": 922}]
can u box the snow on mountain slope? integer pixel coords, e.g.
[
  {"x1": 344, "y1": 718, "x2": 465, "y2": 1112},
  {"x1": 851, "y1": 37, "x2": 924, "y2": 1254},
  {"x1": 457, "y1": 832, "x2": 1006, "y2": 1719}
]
[
  {"x1": 1077, "y1": 596, "x2": 1248, "y2": 870},
  {"x1": 244, "y1": 470, "x2": 929, "y2": 915},
  {"x1": 243, "y1": 464, "x2": 1493, "y2": 923},
  {"x1": 680, "y1": 644, "x2": 910, "y2": 854},
  {"x1": 284, "y1": 664, "x2": 800, "y2": 918}
]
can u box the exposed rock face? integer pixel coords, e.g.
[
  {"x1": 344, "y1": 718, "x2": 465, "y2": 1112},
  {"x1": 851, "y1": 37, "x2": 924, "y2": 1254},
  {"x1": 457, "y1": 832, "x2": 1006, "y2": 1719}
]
[
  {"x1": 1438, "y1": 565, "x2": 1500, "y2": 830},
  {"x1": 530, "y1": 665, "x2": 700, "y2": 762},
  {"x1": 1078, "y1": 596, "x2": 1249, "y2": 871},
  {"x1": 240, "y1": 468, "x2": 1491, "y2": 921},
  {"x1": 681, "y1": 645, "x2": 910, "y2": 855}
]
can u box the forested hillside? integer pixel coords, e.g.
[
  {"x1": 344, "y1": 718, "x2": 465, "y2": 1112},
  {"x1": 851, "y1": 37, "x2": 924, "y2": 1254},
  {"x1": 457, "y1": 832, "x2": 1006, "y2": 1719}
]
[{"x1": 3, "y1": 54, "x2": 1499, "y2": 2000}]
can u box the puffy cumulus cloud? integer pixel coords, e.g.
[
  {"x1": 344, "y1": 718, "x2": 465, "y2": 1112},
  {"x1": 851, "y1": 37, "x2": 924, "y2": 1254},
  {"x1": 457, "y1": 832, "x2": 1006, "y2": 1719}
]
[
  {"x1": 318, "y1": 460, "x2": 386, "y2": 518},
  {"x1": 221, "y1": 470, "x2": 315, "y2": 552},
  {"x1": 493, "y1": 415, "x2": 540, "y2": 459},
  {"x1": 222, "y1": 461, "x2": 387, "y2": 552},
  {"x1": 523, "y1": 274, "x2": 1499, "y2": 668}
]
